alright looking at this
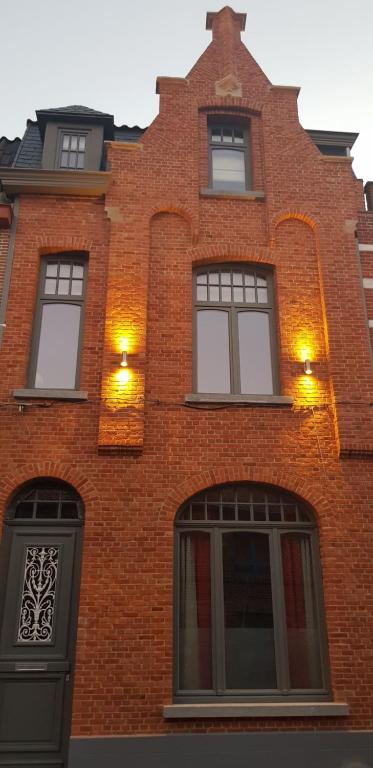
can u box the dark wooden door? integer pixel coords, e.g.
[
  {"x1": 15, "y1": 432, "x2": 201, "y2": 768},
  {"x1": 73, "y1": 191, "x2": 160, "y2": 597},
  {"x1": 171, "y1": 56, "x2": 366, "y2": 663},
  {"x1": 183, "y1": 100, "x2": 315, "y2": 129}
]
[{"x1": 0, "y1": 522, "x2": 82, "y2": 767}]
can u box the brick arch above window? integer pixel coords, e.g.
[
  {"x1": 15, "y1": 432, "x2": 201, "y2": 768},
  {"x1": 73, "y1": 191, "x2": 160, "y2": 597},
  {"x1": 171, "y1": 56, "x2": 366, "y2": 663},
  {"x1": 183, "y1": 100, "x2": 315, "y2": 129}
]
[
  {"x1": 159, "y1": 467, "x2": 329, "y2": 527},
  {"x1": 0, "y1": 463, "x2": 101, "y2": 522},
  {"x1": 36, "y1": 237, "x2": 93, "y2": 256},
  {"x1": 189, "y1": 243, "x2": 272, "y2": 266}
]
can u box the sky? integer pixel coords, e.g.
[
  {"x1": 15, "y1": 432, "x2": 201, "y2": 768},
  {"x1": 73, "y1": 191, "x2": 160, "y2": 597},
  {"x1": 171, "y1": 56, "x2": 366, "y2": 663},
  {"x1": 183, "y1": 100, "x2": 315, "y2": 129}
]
[{"x1": 2, "y1": 0, "x2": 373, "y2": 183}]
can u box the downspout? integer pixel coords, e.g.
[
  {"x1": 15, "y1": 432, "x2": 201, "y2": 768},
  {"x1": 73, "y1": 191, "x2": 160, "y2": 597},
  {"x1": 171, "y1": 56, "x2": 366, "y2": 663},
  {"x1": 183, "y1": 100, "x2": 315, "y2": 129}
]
[{"x1": 0, "y1": 196, "x2": 19, "y2": 349}]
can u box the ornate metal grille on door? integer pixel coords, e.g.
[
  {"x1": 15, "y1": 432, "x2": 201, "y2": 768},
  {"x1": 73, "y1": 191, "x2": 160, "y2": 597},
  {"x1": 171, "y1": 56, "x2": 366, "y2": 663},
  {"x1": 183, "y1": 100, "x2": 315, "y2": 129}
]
[{"x1": 17, "y1": 546, "x2": 59, "y2": 643}]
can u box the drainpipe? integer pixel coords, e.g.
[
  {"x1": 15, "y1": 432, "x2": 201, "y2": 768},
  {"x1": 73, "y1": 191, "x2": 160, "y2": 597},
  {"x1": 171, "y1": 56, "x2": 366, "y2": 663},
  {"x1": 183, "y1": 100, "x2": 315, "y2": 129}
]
[{"x1": 0, "y1": 196, "x2": 19, "y2": 349}]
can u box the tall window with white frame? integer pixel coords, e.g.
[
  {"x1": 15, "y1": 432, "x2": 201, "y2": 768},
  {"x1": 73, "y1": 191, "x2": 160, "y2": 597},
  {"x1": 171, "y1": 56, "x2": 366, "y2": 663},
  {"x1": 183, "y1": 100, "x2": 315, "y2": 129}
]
[
  {"x1": 208, "y1": 119, "x2": 250, "y2": 192},
  {"x1": 29, "y1": 254, "x2": 87, "y2": 390},
  {"x1": 194, "y1": 264, "x2": 277, "y2": 395},
  {"x1": 174, "y1": 483, "x2": 330, "y2": 701}
]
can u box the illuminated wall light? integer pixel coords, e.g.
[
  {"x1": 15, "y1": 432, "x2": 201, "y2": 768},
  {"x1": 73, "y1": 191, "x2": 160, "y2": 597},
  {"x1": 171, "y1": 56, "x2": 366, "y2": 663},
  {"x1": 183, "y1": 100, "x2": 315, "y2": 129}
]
[
  {"x1": 120, "y1": 351, "x2": 128, "y2": 368},
  {"x1": 304, "y1": 359, "x2": 313, "y2": 375}
]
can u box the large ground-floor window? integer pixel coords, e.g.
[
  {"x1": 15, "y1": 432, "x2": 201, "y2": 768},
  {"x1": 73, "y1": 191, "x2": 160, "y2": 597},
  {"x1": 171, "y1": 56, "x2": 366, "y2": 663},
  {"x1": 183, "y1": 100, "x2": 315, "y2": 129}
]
[{"x1": 174, "y1": 483, "x2": 329, "y2": 701}]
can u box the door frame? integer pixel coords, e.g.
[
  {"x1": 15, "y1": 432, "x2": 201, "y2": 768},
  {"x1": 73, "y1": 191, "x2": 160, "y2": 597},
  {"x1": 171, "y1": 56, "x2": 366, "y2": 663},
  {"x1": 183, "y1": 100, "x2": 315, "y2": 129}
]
[{"x1": 0, "y1": 483, "x2": 84, "y2": 767}]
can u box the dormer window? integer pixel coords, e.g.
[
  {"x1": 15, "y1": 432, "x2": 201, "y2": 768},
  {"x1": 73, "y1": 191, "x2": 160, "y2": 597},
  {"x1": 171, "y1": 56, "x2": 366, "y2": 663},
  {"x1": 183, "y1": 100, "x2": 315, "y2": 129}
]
[
  {"x1": 59, "y1": 132, "x2": 86, "y2": 169},
  {"x1": 209, "y1": 118, "x2": 250, "y2": 192}
]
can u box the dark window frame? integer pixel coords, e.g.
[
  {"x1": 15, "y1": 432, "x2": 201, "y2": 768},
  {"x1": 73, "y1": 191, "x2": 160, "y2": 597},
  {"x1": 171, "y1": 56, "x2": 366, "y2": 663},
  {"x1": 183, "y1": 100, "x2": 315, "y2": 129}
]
[
  {"x1": 174, "y1": 484, "x2": 330, "y2": 703},
  {"x1": 58, "y1": 130, "x2": 88, "y2": 170},
  {"x1": 208, "y1": 117, "x2": 251, "y2": 192},
  {"x1": 193, "y1": 264, "x2": 279, "y2": 395},
  {"x1": 28, "y1": 253, "x2": 88, "y2": 391}
]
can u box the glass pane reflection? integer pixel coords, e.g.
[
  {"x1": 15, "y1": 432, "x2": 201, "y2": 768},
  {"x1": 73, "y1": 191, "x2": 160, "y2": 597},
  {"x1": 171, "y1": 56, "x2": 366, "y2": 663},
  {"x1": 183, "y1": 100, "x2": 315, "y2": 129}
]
[
  {"x1": 197, "y1": 310, "x2": 230, "y2": 393},
  {"x1": 35, "y1": 303, "x2": 80, "y2": 389},
  {"x1": 223, "y1": 532, "x2": 276, "y2": 689}
]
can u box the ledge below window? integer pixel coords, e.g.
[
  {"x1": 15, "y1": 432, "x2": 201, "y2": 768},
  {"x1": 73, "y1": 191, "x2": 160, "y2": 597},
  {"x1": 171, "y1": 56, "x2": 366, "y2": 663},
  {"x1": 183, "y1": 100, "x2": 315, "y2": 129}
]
[
  {"x1": 200, "y1": 188, "x2": 265, "y2": 201},
  {"x1": 163, "y1": 702, "x2": 349, "y2": 719},
  {"x1": 13, "y1": 389, "x2": 88, "y2": 401},
  {"x1": 185, "y1": 393, "x2": 293, "y2": 406}
]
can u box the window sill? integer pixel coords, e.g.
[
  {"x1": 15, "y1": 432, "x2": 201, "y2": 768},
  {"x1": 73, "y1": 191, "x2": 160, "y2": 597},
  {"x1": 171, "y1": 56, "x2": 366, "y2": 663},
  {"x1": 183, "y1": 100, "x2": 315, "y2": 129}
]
[
  {"x1": 163, "y1": 702, "x2": 349, "y2": 719},
  {"x1": 185, "y1": 394, "x2": 293, "y2": 406},
  {"x1": 13, "y1": 389, "x2": 88, "y2": 401},
  {"x1": 200, "y1": 187, "x2": 265, "y2": 201}
]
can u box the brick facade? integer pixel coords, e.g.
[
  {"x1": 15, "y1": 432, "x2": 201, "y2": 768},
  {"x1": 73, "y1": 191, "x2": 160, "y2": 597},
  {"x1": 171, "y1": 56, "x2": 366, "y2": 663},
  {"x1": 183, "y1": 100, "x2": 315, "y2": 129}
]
[{"x1": 1, "y1": 6, "x2": 373, "y2": 765}]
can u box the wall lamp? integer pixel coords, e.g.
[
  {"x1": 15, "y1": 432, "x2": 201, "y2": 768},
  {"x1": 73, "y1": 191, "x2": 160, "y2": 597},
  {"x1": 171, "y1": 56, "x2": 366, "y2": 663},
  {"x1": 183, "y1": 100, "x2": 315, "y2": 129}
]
[
  {"x1": 120, "y1": 351, "x2": 128, "y2": 368},
  {"x1": 303, "y1": 359, "x2": 312, "y2": 375}
]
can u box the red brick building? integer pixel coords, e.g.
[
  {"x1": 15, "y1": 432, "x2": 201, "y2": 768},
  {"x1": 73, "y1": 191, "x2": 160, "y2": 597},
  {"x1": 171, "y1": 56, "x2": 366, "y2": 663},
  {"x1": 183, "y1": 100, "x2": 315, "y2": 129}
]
[{"x1": 1, "y1": 7, "x2": 373, "y2": 767}]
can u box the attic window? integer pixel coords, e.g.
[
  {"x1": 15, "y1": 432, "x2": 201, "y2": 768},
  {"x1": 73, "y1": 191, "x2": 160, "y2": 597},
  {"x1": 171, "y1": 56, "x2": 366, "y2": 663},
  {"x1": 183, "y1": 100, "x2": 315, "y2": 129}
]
[
  {"x1": 59, "y1": 133, "x2": 86, "y2": 169},
  {"x1": 208, "y1": 119, "x2": 250, "y2": 192}
]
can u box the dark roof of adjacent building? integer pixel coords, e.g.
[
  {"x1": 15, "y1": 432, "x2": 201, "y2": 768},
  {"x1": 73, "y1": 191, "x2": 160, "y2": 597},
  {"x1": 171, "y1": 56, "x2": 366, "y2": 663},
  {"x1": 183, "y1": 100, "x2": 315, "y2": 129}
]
[
  {"x1": 306, "y1": 129, "x2": 358, "y2": 156},
  {"x1": 36, "y1": 105, "x2": 113, "y2": 117},
  {"x1": 1, "y1": 105, "x2": 146, "y2": 168},
  {"x1": 12, "y1": 123, "x2": 43, "y2": 168},
  {"x1": 0, "y1": 137, "x2": 21, "y2": 167}
]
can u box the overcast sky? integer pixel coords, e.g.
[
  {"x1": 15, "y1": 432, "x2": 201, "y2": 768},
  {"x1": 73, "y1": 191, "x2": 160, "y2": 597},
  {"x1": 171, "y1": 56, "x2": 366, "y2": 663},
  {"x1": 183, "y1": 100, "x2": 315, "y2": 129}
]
[{"x1": 2, "y1": 0, "x2": 372, "y2": 183}]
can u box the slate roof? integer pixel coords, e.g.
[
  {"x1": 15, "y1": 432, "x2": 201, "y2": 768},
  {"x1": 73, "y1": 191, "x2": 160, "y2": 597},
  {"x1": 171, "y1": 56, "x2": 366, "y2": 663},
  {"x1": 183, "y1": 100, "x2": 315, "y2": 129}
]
[
  {"x1": 13, "y1": 122, "x2": 43, "y2": 168},
  {"x1": 114, "y1": 126, "x2": 145, "y2": 143},
  {"x1": 5, "y1": 105, "x2": 146, "y2": 168},
  {"x1": 0, "y1": 137, "x2": 21, "y2": 167},
  {"x1": 36, "y1": 105, "x2": 114, "y2": 118}
]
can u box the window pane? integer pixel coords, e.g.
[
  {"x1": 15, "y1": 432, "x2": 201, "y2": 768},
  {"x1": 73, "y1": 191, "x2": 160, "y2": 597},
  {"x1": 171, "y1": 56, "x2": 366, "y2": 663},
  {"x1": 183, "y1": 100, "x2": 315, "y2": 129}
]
[
  {"x1": 179, "y1": 532, "x2": 212, "y2": 690},
  {"x1": 257, "y1": 288, "x2": 268, "y2": 303},
  {"x1": 68, "y1": 153, "x2": 76, "y2": 168},
  {"x1": 78, "y1": 136, "x2": 86, "y2": 151},
  {"x1": 60, "y1": 151, "x2": 69, "y2": 167},
  {"x1": 234, "y1": 129, "x2": 244, "y2": 144},
  {"x1": 72, "y1": 264, "x2": 84, "y2": 278},
  {"x1": 208, "y1": 286, "x2": 219, "y2": 302},
  {"x1": 212, "y1": 149, "x2": 245, "y2": 191},
  {"x1": 245, "y1": 287, "x2": 256, "y2": 303},
  {"x1": 233, "y1": 287, "x2": 244, "y2": 303},
  {"x1": 221, "y1": 286, "x2": 231, "y2": 302},
  {"x1": 46, "y1": 263, "x2": 58, "y2": 277},
  {"x1": 244, "y1": 273, "x2": 255, "y2": 286},
  {"x1": 59, "y1": 264, "x2": 71, "y2": 278},
  {"x1": 71, "y1": 280, "x2": 83, "y2": 296},
  {"x1": 77, "y1": 153, "x2": 85, "y2": 169},
  {"x1": 58, "y1": 279, "x2": 70, "y2": 295},
  {"x1": 35, "y1": 502, "x2": 59, "y2": 519},
  {"x1": 197, "y1": 310, "x2": 230, "y2": 393},
  {"x1": 238, "y1": 312, "x2": 273, "y2": 394},
  {"x1": 62, "y1": 135, "x2": 70, "y2": 150},
  {"x1": 44, "y1": 278, "x2": 57, "y2": 295},
  {"x1": 209, "y1": 272, "x2": 219, "y2": 284},
  {"x1": 233, "y1": 272, "x2": 243, "y2": 285},
  {"x1": 211, "y1": 128, "x2": 221, "y2": 143},
  {"x1": 222, "y1": 129, "x2": 233, "y2": 143},
  {"x1": 34, "y1": 303, "x2": 81, "y2": 389},
  {"x1": 223, "y1": 532, "x2": 276, "y2": 689},
  {"x1": 221, "y1": 272, "x2": 231, "y2": 285},
  {"x1": 197, "y1": 285, "x2": 207, "y2": 301},
  {"x1": 70, "y1": 136, "x2": 78, "y2": 151},
  {"x1": 282, "y1": 533, "x2": 323, "y2": 689}
]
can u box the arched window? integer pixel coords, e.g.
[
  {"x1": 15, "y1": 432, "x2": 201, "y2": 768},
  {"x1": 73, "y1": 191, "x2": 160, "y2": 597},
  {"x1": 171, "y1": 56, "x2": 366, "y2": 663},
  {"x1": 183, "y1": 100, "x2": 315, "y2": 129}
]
[
  {"x1": 193, "y1": 264, "x2": 277, "y2": 395},
  {"x1": 174, "y1": 484, "x2": 329, "y2": 701},
  {"x1": 7, "y1": 479, "x2": 83, "y2": 522}
]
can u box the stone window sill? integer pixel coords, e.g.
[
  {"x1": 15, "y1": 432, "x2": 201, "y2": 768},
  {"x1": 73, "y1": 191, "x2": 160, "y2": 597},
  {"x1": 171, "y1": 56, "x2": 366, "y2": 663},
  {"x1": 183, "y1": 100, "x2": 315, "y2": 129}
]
[
  {"x1": 200, "y1": 187, "x2": 265, "y2": 201},
  {"x1": 185, "y1": 393, "x2": 293, "y2": 406},
  {"x1": 163, "y1": 702, "x2": 349, "y2": 719},
  {"x1": 13, "y1": 389, "x2": 88, "y2": 401}
]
